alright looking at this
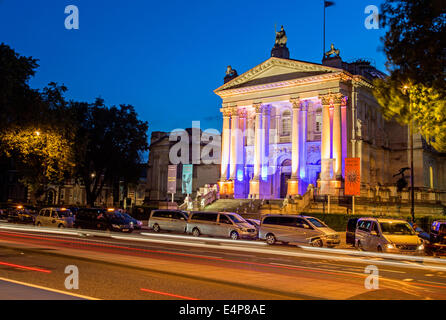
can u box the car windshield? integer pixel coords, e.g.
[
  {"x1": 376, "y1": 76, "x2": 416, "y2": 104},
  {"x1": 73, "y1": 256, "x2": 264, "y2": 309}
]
[
  {"x1": 248, "y1": 220, "x2": 259, "y2": 226},
  {"x1": 227, "y1": 214, "x2": 245, "y2": 224},
  {"x1": 306, "y1": 217, "x2": 327, "y2": 228},
  {"x1": 380, "y1": 222, "x2": 415, "y2": 235}
]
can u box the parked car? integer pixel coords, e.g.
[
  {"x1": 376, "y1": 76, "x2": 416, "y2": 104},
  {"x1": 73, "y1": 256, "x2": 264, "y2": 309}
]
[
  {"x1": 122, "y1": 212, "x2": 143, "y2": 230},
  {"x1": 186, "y1": 211, "x2": 257, "y2": 240},
  {"x1": 7, "y1": 205, "x2": 37, "y2": 224},
  {"x1": 408, "y1": 222, "x2": 430, "y2": 241},
  {"x1": 424, "y1": 220, "x2": 446, "y2": 257},
  {"x1": 346, "y1": 217, "x2": 359, "y2": 246},
  {"x1": 354, "y1": 218, "x2": 424, "y2": 254},
  {"x1": 259, "y1": 214, "x2": 340, "y2": 247},
  {"x1": 74, "y1": 208, "x2": 134, "y2": 233},
  {"x1": 148, "y1": 210, "x2": 189, "y2": 233},
  {"x1": 35, "y1": 207, "x2": 75, "y2": 228}
]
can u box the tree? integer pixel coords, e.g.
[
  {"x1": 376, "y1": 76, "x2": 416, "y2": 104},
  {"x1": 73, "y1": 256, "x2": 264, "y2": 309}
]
[
  {"x1": 0, "y1": 43, "x2": 42, "y2": 128},
  {"x1": 71, "y1": 99, "x2": 149, "y2": 206},
  {"x1": 0, "y1": 45, "x2": 76, "y2": 199},
  {"x1": 373, "y1": 0, "x2": 446, "y2": 152},
  {"x1": 380, "y1": 0, "x2": 445, "y2": 87},
  {"x1": 374, "y1": 79, "x2": 446, "y2": 152}
]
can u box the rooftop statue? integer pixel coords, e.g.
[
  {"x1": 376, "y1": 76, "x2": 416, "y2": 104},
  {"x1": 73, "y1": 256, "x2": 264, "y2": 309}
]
[
  {"x1": 275, "y1": 25, "x2": 287, "y2": 47},
  {"x1": 324, "y1": 43, "x2": 340, "y2": 58},
  {"x1": 223, "y1": 65, "x2": 238, "y2": 83},
  {"x1": 271, "y1": 25, "x2": 290, "y2": 59}
]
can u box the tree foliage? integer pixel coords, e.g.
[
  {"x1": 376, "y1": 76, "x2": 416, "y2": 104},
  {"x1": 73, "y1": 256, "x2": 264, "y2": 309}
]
[
  {"x1": 374, "y1": 0, "x2": 446, "y2": 152},
  {"x1": 0, "y1": 127, "x2": 75, "y2": 188},
  {"x1": 374, "y1": 79, "x2": 446, "y2": 152},
  {"x1": 71, "y1": 99, "x2": 149, "y2": 206}
]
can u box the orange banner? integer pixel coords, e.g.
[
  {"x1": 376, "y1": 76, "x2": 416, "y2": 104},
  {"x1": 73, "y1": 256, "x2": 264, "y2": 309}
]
[{"x1": 345, "y1": 158, "x2": 361, "y2": 196}]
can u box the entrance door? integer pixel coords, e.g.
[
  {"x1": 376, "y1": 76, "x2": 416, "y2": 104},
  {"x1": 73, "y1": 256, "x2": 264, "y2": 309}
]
[
  {"x1": 280, "y1": 173, "x2": 291, "y2": 198},
  {"x1": 280, "y1": 159, "x2": 292, "y2": 198}
]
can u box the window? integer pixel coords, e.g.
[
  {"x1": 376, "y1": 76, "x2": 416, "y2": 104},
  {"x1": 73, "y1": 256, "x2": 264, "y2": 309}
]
[
  {"x1": 306, "y1": 217, "x2": 325, "y2": 228},
  {"x1": 315, "y1": 114, "x2": 322, "y2": 133},
  {"x1": 152, "y1": 211, "x2": 171, "y2": 218},
  {"x1": 219, "y1": 214, "x2": 232, "y2": 224},
  {"x1": 281, "y1": 110, "x2": 291, "y2": 136},
  {"x1": 263, "y1": 217, "x2": 278, "y2": 225},
  {"x1": 172, "y1": 212, "x2": 186, "y2": 220},
  {"x1": 358, "y1": 220, "x2": 372, "y2": 232},
  {"x1": 379, "y1": 222, "x2": 415, "y2": 235},
  {"x1": 191, "y1": 212, "x2": 217, "y2": 222},
  {"x1": 227, "y1": 214, "x2": 244, "y2": 224}
]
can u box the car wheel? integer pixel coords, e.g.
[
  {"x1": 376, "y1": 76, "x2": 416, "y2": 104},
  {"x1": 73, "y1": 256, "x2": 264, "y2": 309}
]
[
  {"x1": 153, "y1": 224, "x2": 160, "y2": 232},
  {"x1": 230, "y1": 231, "x2": 239, "y2": 240},
  {"x1": 377, "y1": 246, "x2": 383, "y2": 253},
  {"x1": 58, "y1": 224, "x2": 65, "y2": 229},
  {"x1": 265, "y1": 233, "x2": 276, "y2": 245},
  {"x1": 192, "y1": 228, "x2": 200, "y2": 237},
  {"x1": 311, "y1": 239, "x2": 323, "y2": 247},
  {"x1": 36, "y1": 222, "x2": 41, "y2": 227}
]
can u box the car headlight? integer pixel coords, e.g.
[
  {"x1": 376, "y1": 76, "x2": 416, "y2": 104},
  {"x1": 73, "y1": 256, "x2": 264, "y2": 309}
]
[
  {"x1": 386, "y1": 244, "x2": 395, "y2": 249},
  {"x1": 112, "y1": 224, "x2": 120, "y2": 229},
  {"x1": 417, "y1": 244, "x2": 424, "y2": 250}
]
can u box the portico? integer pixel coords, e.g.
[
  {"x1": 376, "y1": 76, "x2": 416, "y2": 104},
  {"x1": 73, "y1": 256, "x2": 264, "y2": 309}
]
[{"x1": 215, "y1": 52, "x2": 354, "y2": 199}]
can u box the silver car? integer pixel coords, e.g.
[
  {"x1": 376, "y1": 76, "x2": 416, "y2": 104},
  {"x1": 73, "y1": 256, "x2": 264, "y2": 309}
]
[
  {"x1": 186, "y1": 211, "x2": 257, "y2": 240},
  {"x1": 259, "y1": 214, "x2": 340, "y2": 247},
  {"x1": 148, "y1": 210, "x2": 189, "y2": 233},
  {"x1": 35, "y1": 207, "x2": 74, "y2": 228},
  {"x1": 355, "y1": 217, "x2": 424, "y2": 254}
]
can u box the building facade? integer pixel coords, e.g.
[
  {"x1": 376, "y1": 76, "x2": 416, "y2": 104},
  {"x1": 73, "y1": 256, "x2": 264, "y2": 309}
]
[
  {"x1": 146, "y1": 129, "x2": 220, "y2": 204},
  {"x1": 214, "y1": 39, "x2": 446, "y2": 201}
]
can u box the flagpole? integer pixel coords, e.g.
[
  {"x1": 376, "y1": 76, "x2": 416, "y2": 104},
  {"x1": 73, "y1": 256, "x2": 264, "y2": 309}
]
[{"x1": 323, "y1": 2, "x2": 326, "y2": 57}]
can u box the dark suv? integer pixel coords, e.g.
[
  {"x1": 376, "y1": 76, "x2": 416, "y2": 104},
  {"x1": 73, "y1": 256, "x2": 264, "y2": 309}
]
[{"x1": 74, "y1": 208, "x2": 134, "y2": 233}]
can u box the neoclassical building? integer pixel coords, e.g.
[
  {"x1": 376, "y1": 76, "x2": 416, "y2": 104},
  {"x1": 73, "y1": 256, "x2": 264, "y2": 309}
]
[{"x1": 215, "y1": 31, "x2": 446, "y2": 201}]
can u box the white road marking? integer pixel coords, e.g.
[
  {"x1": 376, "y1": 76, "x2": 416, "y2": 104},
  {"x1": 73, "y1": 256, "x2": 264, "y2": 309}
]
[{"x1": 0, "y1": 276, "x2": 100, "y2": 300}]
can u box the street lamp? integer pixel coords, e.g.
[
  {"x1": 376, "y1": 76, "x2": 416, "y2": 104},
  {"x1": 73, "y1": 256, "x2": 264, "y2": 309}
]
[{"x1": 402, "y1": 84, "x2": 415, "y2": 223}]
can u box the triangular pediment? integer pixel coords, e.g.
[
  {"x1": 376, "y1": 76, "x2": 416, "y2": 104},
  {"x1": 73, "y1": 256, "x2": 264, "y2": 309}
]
[{"x1": 215, "y1": 57, "x2": 342, "y2": 93}]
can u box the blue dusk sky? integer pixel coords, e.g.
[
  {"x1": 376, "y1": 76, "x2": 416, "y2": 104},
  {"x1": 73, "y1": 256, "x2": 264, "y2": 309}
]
[{"x1": 0, "y1": 0, "x2": 386, "y2": 137}]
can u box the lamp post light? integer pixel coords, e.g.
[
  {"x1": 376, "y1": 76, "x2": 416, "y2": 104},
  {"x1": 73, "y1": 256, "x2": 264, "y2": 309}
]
[{"x1": 402, "y1": 85, "x2": 415, "y2": 223}]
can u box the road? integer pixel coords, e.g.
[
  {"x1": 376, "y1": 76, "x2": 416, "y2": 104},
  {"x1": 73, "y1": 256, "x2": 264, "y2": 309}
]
[{"x1": 0, "y1": 223, "x2": 445, "y2": 300}]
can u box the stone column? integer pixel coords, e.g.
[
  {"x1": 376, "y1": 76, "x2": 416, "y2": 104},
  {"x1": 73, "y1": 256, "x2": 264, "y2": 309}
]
[
  {"x1": 320, "y1": 95, "x2": 332, "y2": 179},
  {"x1": 249, "y1": 103, "x2": 262, "y2": 198},
  {"x1": 229, "y1": 107, "x2": 239, "y2": 180},
  {"x1": 261, "y1": 105, "x2": 270, "y2": 176},
  {"x1": 220, "y1": 107, "x2": 231, "y2": 181},
  {"x1": 290, "y1": 98, "x2": 300, "y2": 179},
  {"x1": 287, "y1": 97, "x2": 300, "y2": 197},
  {"x1": 332, "y1": 93, "x2": 343, "y2": 179},
  {"x1": 300, "y1": 102, "x2": 308, "y2": 180}
]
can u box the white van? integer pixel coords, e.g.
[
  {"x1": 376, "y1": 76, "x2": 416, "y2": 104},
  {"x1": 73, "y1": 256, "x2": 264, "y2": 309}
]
[{"x1": 355, "y1": 218, "x2": 424, "y2": 254}]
